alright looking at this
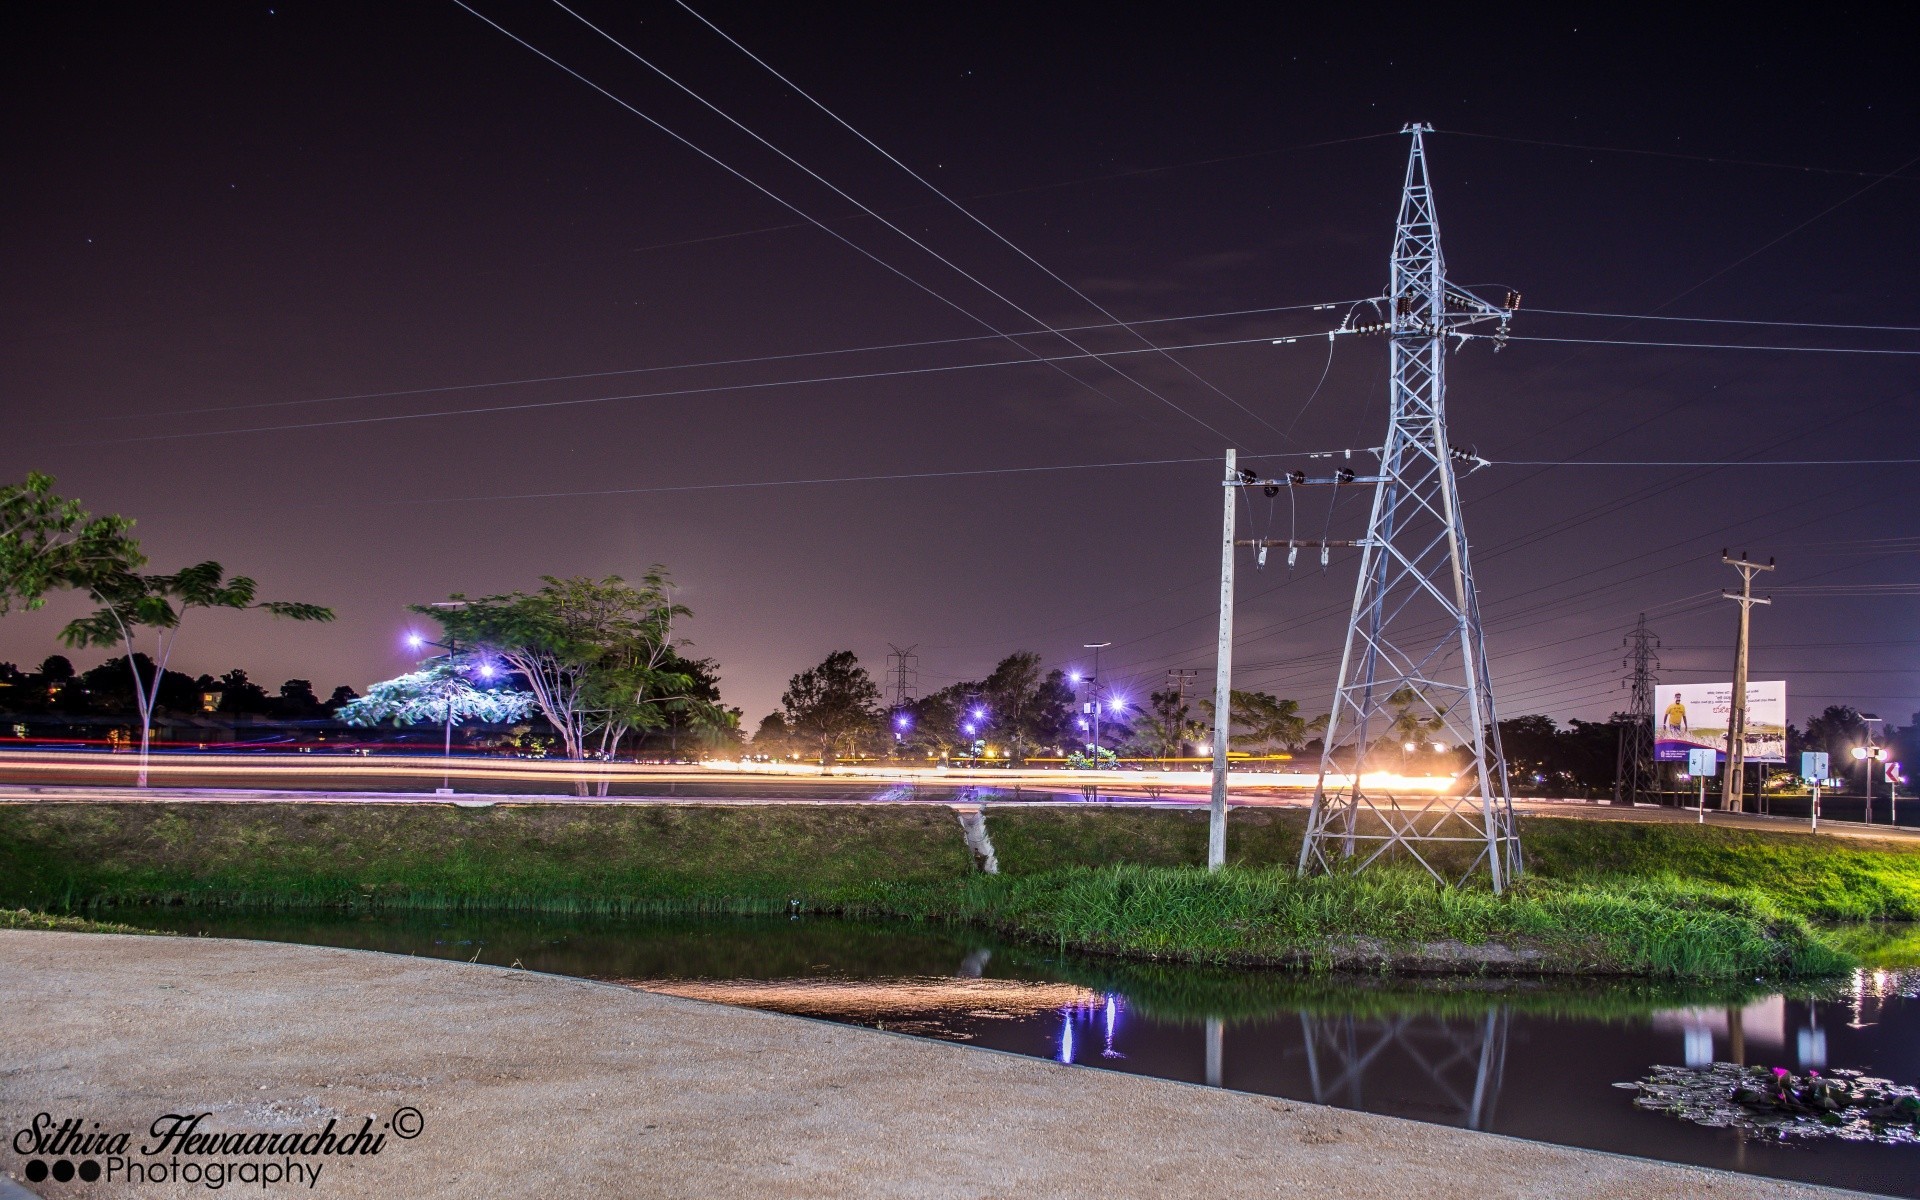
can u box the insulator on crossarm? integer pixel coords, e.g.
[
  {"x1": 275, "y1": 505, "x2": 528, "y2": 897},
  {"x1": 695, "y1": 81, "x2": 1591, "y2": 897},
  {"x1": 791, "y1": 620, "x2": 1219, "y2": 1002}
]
[
  {"x1": 1319, "y1": 545, "x2": 1330, "y2": 569},
  {"x1": 1287, "y1": 546, "x2": 1299, "y2": 570},
  {"x1": 1256, "y1": 545, "x2": 1268, "y2": 570}
]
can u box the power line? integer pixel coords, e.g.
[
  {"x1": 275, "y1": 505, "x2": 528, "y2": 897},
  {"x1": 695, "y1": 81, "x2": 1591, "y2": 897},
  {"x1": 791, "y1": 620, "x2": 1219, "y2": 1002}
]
[
  {"x1": 536, "y1": 0, "x2": 1244, "y2": 445},
  {"x1": 37, "y1": 330, "x2": 1319, "y2": 450},
  {"x1": 1442, "y1": 129, "x2": 1920, "y2": 181},
  {"x1": 1526, "y1": 308, "x2": 1920, "y2": 334},
  {"x1": 1496, "y1": 456, "x2": 1920, "y2": 467},
  {"x1": 448, "y1": 2, "x2": 1223, "y2": 447},
  {"x1": 291, "y1": 451, "x2": 1352, "y2": 511},
  {"x1": 36, "y1": 296, "x2": 1365, "y2": 428},
  {"x1": 1482, "y1": 333, "x2": 1920, "y2": 356},
  {"x1": 670, "y1": 0, "x2": 1298, "y2": 444}
]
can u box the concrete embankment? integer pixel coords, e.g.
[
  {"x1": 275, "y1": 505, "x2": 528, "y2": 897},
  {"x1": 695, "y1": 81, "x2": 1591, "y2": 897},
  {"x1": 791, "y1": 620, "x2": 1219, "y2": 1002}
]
[{"x1": 0, "y1": 931, "x2": 1862, "y2": 1199}]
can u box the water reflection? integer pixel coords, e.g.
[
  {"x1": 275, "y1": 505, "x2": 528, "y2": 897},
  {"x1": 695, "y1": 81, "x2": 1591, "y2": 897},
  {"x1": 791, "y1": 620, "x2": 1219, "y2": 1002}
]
[
  {"x1": 118, "y1": 909, "x2": 1920, "y2": 1198},
  {"x1": 1297, "y1": 1008, "x2": 1509, "y2": 1130}
]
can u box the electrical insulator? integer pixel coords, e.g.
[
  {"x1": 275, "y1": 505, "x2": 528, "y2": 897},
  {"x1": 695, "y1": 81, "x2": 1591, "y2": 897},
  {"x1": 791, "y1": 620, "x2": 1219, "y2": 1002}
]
[
  {"x1": 1319, "y1": 545, "x2": 1331, "y2": 568},
  {"x1": 1287, "y1": 546, "x2": 1299, "y2": 569},
  {"x1": 1256, "y1": 545, "x2": 1268, "y2": 570},
  {"x1": 1263, "y1": 483, "x2": 1279, "y2": 498}
]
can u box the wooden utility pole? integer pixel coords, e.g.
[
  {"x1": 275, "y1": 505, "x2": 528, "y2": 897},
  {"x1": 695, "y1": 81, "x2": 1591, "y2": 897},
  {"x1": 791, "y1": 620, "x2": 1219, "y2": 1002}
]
[
  {"x1": 1720, "y1": 550, "x2": 1774, "y2": 812},
  {"x1": 1208, "y1": 450, "x2": 1237, "y2": 871}
]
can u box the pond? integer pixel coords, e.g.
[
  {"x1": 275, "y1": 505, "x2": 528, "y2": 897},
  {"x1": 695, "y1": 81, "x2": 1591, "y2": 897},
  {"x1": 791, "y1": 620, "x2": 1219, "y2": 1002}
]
[{"x1": 121, "y1": 908, "x2": 1920, "y2": 1197}]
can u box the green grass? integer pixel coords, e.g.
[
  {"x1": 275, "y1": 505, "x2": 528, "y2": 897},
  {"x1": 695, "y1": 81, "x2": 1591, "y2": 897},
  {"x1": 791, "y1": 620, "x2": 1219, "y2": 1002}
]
[
  {"x1": 1522, "y1": 817, "x2": 1920, "y2": 920},
  {"x1": 865, "y1": 864, "x2": 1847, "y2": 979},
  {"x1": 0, "y1": 801, "x2": 1908, "y2": 979}
]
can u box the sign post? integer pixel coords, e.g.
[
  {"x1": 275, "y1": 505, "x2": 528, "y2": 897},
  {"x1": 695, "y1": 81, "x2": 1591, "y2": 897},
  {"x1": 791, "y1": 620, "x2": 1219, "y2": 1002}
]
[
  {"x1": 1802, "y1": 751, "x2": 1829, "y2": 832},
  {"x1": 1689, "y1": 748, "x2": 1717, "y2": 824}
]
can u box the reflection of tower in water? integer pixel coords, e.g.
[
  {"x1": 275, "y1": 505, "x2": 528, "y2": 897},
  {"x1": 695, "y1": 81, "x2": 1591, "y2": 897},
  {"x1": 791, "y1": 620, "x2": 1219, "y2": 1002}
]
[{"x1": 1296, "y1": 1008, "x2": 1511, "y2": 1131}]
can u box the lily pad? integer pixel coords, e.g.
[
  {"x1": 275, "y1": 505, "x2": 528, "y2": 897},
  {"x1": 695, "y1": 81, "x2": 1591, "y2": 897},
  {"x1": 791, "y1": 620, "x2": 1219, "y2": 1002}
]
[{"x1": 1618, "y1": 1063, "x2": 1920, "y2": 1144}]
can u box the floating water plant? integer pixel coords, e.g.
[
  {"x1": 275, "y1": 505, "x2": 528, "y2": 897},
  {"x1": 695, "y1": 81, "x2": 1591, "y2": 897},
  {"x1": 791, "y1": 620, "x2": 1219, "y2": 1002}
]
[{"x1": 1619, "y1": 1063, "x2": 1920, "y2": 1143}]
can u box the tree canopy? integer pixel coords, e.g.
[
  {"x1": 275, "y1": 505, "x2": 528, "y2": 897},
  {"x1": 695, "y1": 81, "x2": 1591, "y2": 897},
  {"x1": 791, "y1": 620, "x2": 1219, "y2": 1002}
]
[
  {"x1": 0, "y1": 473, "x2": 142, "y2": 615},
  {"x1": 781, "y1": 650, "x2": 883, "y2": 763},
  {"x1": 418, "y1": 571, "x2": 717, "y2": 760},
  {"x1": 339, "y1": 664, "x2": 535, "y2": 727}
]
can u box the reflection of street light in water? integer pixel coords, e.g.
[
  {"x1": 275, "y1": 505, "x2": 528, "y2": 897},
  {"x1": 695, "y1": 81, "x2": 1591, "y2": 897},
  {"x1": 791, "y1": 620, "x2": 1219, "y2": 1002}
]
[
  {"x1": 1102, "y1": 995, "x2": 1124, "y2": 1058},
  {"x1": 1682, "y1": 1018, "x2": 1715, "y2": 1067},
  {"x1": 1798, "y1": 1003, "x2": 1827, "y2": 1070},
  {"x1": 1058, "y1": 1012, "x2": 1075, "y2": 1064}
]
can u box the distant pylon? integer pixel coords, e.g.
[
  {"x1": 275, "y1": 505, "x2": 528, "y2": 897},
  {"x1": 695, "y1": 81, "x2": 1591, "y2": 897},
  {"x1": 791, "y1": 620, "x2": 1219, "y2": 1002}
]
[
  {"x1": 1298, "y1": 125, "x2": 1521, "y2": 893},
  {"x1": 1615, "y1": 614, "x2": 1660, "y2": 806},
  {"x1": 885, "y1": 644, "x2": 919, "y2": 711}
]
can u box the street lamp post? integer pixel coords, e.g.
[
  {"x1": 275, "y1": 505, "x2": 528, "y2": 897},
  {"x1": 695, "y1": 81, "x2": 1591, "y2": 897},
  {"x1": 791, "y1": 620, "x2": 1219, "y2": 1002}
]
[
  {"x1": 409, "y1": 600, "x2": 470, "y2": 794},
  {"x1": 1083, "y1": 643, "x2": 1111, "y2": 760},
  {"x1": 1853, "y1": 735, "x2": 1886, "y2": 825}
]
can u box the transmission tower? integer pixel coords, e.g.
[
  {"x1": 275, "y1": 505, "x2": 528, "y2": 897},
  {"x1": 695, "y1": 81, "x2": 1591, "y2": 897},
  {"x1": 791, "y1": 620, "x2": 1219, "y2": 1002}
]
[
  {"x1": 884, "y1": 644, "x2": 919, "y2": 711},
  {"x1": 1298, "y1": 125, "x2": 1522, "y2": 892},
  {"x1": 1615, "y1": 614, "x2": 1660, "y2": 806}
]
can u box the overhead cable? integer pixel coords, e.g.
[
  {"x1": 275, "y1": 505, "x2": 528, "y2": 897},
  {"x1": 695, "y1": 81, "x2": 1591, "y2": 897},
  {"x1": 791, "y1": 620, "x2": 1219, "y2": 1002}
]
[
  {"x1": 669, "y1": 0, "x2": 1297, "y2": 442},
  {"x1": 37, "y1": 330, "x2": 1328, "y2": 450},
  {"x1": 449, "y1": 2, "x2": 1226, "y2": 444},
  {"x1": 538, "y1": 1, "x2": 1242, "y2": 444}
]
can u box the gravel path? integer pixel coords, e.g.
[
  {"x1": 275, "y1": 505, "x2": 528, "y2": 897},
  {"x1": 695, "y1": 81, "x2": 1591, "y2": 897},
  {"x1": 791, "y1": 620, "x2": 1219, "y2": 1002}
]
[{"x1": 0, "y1": 931, "x2": 1866, "y2": 1199}]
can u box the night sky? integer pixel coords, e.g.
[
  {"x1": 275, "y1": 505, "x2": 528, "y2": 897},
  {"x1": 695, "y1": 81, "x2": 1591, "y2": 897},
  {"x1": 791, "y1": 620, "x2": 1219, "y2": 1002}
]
[{"x1": 4, "y1": 2, "x2": 1916, "y2": 730}]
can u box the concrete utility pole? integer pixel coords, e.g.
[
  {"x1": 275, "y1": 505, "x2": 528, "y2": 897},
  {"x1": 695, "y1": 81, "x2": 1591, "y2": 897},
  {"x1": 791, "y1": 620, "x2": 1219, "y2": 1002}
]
[
  {"x1": 1720, "y1": 551, "x2": 1774, "y2": 812},
  {"x1": 1208, "y1": 450, "x2": 1237, "y2": 872}
]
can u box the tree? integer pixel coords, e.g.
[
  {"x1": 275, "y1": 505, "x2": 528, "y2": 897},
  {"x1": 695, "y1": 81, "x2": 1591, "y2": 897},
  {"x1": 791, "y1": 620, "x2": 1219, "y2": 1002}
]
[
  {"x1": 976, "y1": 652, "x2": 1074, "y2": 763},
  {"x1": 1804, "y1": 705, "x2": 1870, "y2": 789},
  {"x1": 418, "y1": 572, "x2": 706, "y2": 761},
  {"x1": 750, "y1": 712, "x2": 794, "y2": 758},
  {"x1": 276, "y1": 679, "x2": 321, "y2": 718},
  {"x1": 1132, "y1": 688, "x2": 1204, "y2": 762},
  {"x1": 325, "y1": 685, "x2": 360, "y2": 713},
  {"x1": 1199, "y1": 690, "x2": 1321, "y2": 754},
  {"x1": 898, "y1": 689, "x2": 962, "y2": 759},
  {"x1": 60, "y1": 561, "x2": 334, "y2": 785},
  {"x1": 80, "y1": 655, "x2": 199, "y2": 715},
  {"x1": 1236, "y1": 691, "x2": 1310, "y2": 754},
  {"x1": 0, "y1": 473, "x2": 142, "y2": 615},
  {"x1": 781, "y1": 651, "x2": 883, "y2": 763},
  {"x1": 338, "y1": 664, "x2": 535, "y2": 727},
  {"x1": 639, "y1": 651, "x2": 737, "y2": 759},
  {"x1": 215, "y1": 668, "x2": 273, "y2": 714}
]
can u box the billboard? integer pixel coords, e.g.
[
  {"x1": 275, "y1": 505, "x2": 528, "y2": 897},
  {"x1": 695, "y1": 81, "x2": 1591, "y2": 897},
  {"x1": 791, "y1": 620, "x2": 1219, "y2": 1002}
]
[{"x1": 1655, "y1": 681, "x2": 1786, "y2": 763}]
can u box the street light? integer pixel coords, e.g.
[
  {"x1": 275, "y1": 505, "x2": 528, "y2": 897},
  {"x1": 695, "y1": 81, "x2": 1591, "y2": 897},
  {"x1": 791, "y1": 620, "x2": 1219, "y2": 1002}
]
[
  {"x1": 409, "y1": 601, "x2": 470, "y2": 793},
  {"x1": 1853, "y1": 742, "x2": 1886, "y2": 823}
]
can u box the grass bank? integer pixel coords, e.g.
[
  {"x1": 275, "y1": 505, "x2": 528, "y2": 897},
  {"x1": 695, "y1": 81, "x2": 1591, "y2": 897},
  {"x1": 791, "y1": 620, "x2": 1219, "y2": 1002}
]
[{"x1": 0, "y1": 801, "x2": 1904, "y2": 979}]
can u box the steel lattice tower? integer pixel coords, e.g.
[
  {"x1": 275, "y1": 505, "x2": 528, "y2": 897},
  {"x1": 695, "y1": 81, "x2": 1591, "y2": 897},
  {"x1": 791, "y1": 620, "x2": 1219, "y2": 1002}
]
[
  {"x1": 1615, "y1": 614, "x2": 1660, "y2": 805},
  {"x1": 1298, "y1": 125, "x2": 1520, "y2": 891}
]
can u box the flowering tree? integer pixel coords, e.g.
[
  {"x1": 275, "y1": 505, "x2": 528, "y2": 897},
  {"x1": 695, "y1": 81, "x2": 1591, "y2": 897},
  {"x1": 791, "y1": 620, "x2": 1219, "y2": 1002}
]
[{"x1": 338, "y1": 665, "x2": 535, "y2": 727}]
